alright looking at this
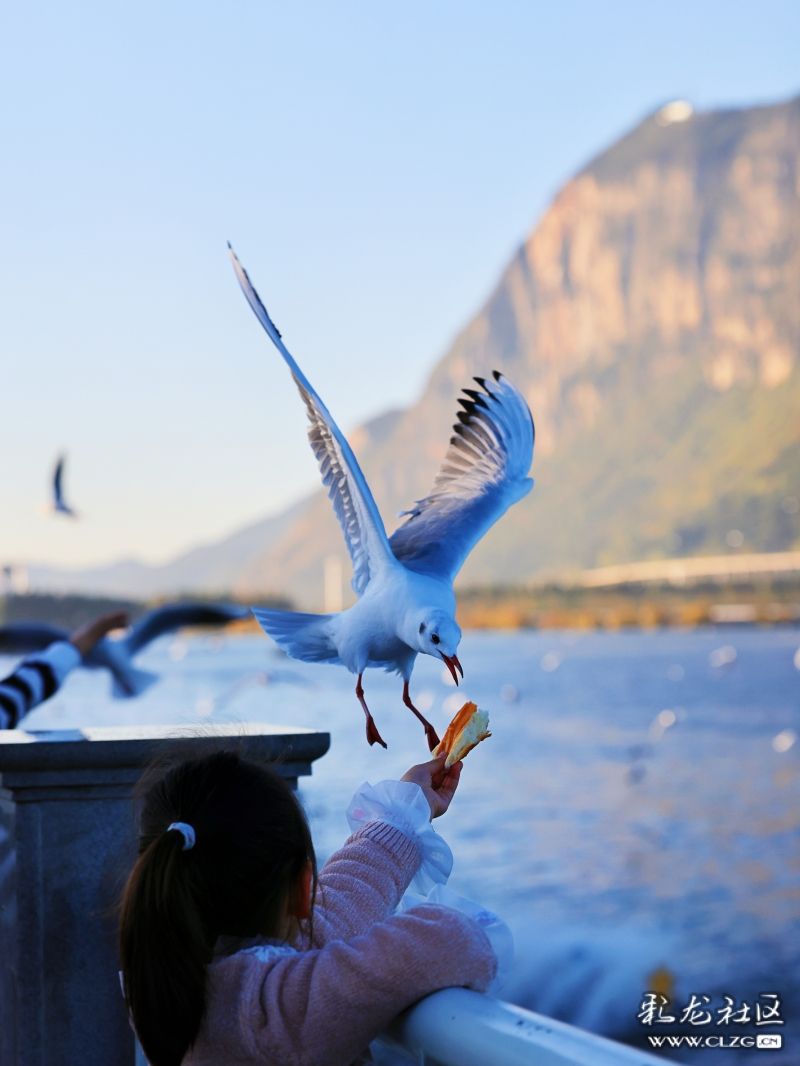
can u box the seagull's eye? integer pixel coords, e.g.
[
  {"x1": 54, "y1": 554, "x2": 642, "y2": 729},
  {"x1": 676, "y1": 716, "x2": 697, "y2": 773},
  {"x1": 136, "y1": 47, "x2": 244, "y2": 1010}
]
[
  {"x1": 419, "y1": 622, "x2": 426, "y2": 634},
  {"x1": 431, "y1": 634, "x2": 440, "y2": 645}
]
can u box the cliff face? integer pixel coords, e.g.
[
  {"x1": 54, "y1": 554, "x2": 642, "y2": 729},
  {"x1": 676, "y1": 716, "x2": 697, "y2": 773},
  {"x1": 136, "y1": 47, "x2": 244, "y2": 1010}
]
[{"x1": 232, "y1": 96, "x2": 799, "y2": 606}]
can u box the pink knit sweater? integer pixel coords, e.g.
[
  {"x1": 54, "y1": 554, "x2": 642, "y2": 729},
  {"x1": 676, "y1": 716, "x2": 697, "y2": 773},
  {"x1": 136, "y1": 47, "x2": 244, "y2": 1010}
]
[{"x1": 184, "y1": 819, "x2": 497, "y2": 1066}]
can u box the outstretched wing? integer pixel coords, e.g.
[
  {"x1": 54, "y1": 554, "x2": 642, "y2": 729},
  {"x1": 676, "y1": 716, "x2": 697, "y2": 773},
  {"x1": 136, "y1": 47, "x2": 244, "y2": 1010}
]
[
  {"x1": 53, "y1": 455, "x2": 65, "y2": 507},
  {"x1": 123, "y1": 602, "x2": 250, "y2": 655},
  {"x1": 229, "y1": 245, "x2": 396, "y2": 595},
  {"x1": 389, "y1": 372, "x2": 534, "y2": 582}
]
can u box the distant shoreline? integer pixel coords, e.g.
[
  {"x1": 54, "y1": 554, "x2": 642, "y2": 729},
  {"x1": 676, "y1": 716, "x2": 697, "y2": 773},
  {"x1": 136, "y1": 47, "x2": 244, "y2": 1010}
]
[
  {"x1": 457, "y1": 580, "x2": 800, "y2": 630},
  {"x1": 2, "y1": 573, "x2": 799, "y2": 634}
]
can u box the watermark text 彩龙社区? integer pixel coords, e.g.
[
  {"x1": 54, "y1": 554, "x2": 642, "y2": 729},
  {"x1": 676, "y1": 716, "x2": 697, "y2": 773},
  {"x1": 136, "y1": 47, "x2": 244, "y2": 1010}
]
[{"x1": 637, "y1": 992, "x2": 785, "y2": 1052}]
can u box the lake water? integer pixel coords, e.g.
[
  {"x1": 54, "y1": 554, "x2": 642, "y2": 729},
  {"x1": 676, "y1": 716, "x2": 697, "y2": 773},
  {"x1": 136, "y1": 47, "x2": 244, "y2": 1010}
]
[{"x1": 12, "y1": 626, "x2": 799, "y2": 1061}]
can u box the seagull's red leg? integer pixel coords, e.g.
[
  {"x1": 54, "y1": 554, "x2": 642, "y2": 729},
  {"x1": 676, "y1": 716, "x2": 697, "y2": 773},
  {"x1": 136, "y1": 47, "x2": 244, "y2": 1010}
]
[
  {"x1": 356, "y1": 673, "x2": 387, "y2": 749},
  {"x1": 402, "y1": 680, "x2": 440, "y2": 752}
]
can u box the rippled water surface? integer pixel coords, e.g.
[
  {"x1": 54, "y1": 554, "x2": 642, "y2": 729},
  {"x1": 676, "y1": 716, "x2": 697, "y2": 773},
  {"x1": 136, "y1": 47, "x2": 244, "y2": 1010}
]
[{"x1": 12, "y1": 625, "x2": 799, "y2": 1059}]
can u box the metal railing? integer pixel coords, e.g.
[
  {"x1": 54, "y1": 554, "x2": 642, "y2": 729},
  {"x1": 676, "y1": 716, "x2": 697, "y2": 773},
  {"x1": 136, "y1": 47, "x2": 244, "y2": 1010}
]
[{"x1": 384, "y1": 988, "x2": 670, "y2": 1066}]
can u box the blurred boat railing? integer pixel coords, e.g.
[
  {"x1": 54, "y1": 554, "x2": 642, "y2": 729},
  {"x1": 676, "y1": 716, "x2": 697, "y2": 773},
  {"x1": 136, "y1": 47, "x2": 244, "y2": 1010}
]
[{"x1": 384, "y1": 987, "x2": 669, "y2": 1066}]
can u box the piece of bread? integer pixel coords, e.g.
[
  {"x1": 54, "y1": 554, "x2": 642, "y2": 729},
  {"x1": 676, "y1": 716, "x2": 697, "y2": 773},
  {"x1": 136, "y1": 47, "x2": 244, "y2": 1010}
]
[{"x1": 433, "y1": 701, "x2": 491, "y2": 768}]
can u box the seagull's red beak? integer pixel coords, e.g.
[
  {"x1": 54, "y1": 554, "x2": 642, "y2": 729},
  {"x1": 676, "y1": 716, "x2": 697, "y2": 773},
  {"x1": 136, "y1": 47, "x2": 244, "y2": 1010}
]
[{"x1": 440, "y1": 653, "x2": 464, "y2": 685}]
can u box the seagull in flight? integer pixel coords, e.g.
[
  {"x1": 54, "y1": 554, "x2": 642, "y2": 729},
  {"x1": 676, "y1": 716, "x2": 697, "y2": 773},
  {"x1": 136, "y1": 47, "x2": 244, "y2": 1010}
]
[
  {"x1": 51, "y1": 454, "x2": 78, "y2": 517},
  {"x1": 230, "y1": 246, "x2": 535, "y2": 750},
  {"x1": 0, "y1": 602, "x2": 249, "y2": 698}
]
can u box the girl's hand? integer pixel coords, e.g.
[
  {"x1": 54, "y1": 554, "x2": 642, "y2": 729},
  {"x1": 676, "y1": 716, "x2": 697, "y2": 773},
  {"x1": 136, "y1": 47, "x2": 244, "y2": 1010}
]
[{"x1": 401, "y1": 756, "x2": 462, "y2": 819}]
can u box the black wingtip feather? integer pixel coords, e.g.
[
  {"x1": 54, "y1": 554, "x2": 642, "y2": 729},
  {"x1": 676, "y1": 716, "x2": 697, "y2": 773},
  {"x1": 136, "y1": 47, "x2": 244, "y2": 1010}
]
[
  {"x1": 492, "y1": 369, "x2": 503, "y2": 381},
  {"x1": 473, "y1": 375, "x2": 497, "y2": 399},
  {"x1": 464, "y1": 388, "x2": 489, "y2": 408}
]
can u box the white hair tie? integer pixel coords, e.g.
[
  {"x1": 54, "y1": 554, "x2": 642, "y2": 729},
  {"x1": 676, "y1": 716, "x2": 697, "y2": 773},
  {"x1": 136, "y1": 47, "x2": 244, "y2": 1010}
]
[{"x1": 167, "y1": 822, "x2": 196, "y2": 851}]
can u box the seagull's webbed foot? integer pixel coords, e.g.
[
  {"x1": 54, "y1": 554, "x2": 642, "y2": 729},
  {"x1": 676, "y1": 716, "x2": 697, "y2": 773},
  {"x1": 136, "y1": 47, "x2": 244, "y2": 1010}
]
[
  {"x1": 365, "y1": 716, "x2": 388, "y2": 749},
  {"x1": 356, "y1": 673, "x2": 387, "y2": 749},
  {"x1": 402, "y1": 681, "x2": 440, "y2": 752}
]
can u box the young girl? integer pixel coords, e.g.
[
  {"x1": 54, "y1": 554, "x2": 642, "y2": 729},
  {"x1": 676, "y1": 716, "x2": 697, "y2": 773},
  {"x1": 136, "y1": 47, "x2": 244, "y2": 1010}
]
[{"x1": 119, "y1": 750, "x2": 499, "y2": 1066}]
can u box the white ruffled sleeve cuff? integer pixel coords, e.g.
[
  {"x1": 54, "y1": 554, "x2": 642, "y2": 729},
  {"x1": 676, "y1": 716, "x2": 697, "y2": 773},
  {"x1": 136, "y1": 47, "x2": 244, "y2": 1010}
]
[{"x1": 346, "y1": 779, "x2": 454, "y2": 894}]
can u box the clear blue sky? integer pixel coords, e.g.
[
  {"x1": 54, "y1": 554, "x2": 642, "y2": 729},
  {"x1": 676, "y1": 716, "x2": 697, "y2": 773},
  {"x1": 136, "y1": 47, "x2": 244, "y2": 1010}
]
[{"x1": 2, "y1": 0, "x2": 798, "y2": 569}]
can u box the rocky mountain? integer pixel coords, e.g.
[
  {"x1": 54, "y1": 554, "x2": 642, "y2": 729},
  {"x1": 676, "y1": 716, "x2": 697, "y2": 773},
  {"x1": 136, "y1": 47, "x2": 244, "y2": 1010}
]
[
  {"x1": 34, "y1": 95, "x2": 800, "y2": 606},
  {"x1": 232, "y1": 95, "x2": 800, "y2": 606}
]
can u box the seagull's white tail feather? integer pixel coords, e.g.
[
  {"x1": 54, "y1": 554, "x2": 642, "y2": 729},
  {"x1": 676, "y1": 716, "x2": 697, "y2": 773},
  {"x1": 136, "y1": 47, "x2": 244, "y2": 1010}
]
[{"x1": 252, "y1": 608, "x2": 340, "y2": 665}]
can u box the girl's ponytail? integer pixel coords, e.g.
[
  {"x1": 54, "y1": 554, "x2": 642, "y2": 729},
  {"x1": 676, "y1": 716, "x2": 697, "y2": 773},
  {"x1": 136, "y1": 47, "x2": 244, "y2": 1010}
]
[
  {"x1": 118, "y1": 751, "x2": 315, "y2": 1066},
  {"x1": 119, "y1": 828, "x2": 212, "y2": 1066}
]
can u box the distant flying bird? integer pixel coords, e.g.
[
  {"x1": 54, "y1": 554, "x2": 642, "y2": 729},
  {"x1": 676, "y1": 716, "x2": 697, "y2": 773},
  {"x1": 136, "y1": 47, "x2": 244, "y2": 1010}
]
[
  {"x1": 230, "y1": 246, "x2": 535, "y2": 749},
  {"x1": 51, "y1": 454, "x2": 78, "y2": 517},
  {"x1": 0, "y1": 602, "x2": 249, "y2": 699}
]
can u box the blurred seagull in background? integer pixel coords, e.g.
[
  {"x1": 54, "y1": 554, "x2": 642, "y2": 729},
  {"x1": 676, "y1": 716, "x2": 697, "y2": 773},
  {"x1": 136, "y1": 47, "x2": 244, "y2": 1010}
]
[
  {"x1": 51, "y1": 454, "x2": 78, "y2": 517},
  {"x1": 0, "y1": 602, "x2": 249, "y2": 698},
  {"x1": 230, "y1": 246, "x2": 535, "y2": 750},
  {"x1": 120, "y1": 602, "x2": 249, "y2": 656}
]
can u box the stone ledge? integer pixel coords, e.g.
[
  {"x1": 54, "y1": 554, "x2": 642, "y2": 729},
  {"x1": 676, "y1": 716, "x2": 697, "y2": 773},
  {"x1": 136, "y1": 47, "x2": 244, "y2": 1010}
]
[
  {"x1": 0, "y1": 720, "x2": 330, "y2": 1066},
  {"x1": 0, "y1": 721, "x2": 330, "y2": 779}
]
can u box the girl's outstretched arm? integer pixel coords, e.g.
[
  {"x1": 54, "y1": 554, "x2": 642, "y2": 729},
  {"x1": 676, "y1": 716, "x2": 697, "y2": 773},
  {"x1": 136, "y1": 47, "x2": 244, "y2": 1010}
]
[
  {"x1": 309, "y1": 819, "x2": 422, "y2": 945},
  {"x1": 307, "y1": 757, "x2": 461, "y2": 945}
]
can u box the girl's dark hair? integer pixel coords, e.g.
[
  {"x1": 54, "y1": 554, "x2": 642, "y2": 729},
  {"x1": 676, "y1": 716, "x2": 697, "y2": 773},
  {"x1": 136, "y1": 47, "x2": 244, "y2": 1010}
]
[{"x1": 118, "y1": 750, "x2": 315, "y2": 1066}]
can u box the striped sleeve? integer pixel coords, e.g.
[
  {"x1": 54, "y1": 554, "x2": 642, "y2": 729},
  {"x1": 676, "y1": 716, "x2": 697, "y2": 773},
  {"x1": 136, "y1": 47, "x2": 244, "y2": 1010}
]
[{"x1": 0, "y1": 641, "x2": 81, "y2": 728}]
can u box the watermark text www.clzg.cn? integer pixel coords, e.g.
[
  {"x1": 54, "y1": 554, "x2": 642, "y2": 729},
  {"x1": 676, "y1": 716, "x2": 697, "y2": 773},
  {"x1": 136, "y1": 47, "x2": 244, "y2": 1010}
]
[{"x1": 638, "y1": 992, "x2": 784, "y2": 1051}]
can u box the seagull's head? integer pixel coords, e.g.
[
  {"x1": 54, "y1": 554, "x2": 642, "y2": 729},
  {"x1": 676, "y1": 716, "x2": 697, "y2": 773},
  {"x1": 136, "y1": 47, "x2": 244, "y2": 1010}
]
[{"x1": 416, "y1": 612, "x2": 463, "y2": 685}]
